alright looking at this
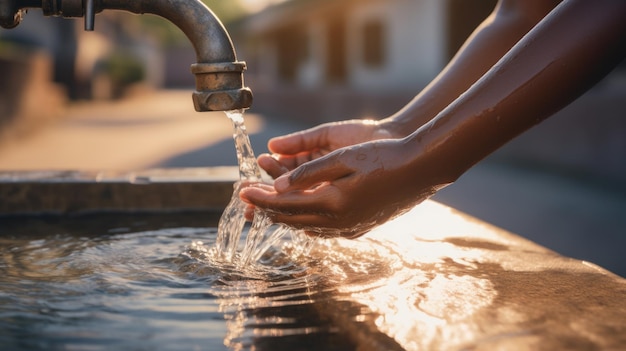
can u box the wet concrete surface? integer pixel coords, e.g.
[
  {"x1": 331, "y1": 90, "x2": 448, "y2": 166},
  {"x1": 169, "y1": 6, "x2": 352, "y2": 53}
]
[{"x1": 0, "y1": 89, "x2": 624, "y2": 277}]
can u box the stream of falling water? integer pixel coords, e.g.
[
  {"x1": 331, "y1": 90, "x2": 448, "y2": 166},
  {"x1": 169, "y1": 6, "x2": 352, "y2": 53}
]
[{"x1": 214, "y1": 110, "x2": 315, "y2": 267}]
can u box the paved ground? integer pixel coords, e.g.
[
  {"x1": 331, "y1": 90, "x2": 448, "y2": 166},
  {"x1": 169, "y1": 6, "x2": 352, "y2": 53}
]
[{"x1": 1, "y1": 89, "x2": 625, "y2": 277}]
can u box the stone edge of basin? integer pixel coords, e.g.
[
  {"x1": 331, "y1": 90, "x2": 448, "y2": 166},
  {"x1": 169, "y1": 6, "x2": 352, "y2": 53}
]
[{"x1": 0, "y1": 167, "x2": 239, "y2": 216}]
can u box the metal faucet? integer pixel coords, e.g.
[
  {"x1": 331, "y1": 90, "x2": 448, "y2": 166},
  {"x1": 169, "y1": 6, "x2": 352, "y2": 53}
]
[{"x1": 0, "y1": 0, "x2": 253, "y2": 111}]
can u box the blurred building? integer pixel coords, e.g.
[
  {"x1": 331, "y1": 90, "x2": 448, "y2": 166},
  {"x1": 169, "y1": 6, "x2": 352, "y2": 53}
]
[
  {"x1": 0, "y1": 10, "x2": 166, "y2": 99},
  {"x1": 0, "y1": 9, "x2": 168, "y2": 139},
  {"x1": 231, "y1": 0, "x2": 495, "y2": 122}
]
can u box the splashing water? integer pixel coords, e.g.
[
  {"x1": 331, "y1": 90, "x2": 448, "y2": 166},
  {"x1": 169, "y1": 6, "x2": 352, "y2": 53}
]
[{"x1": 215, "y1": 110, "x2": 315, "y2": 267}]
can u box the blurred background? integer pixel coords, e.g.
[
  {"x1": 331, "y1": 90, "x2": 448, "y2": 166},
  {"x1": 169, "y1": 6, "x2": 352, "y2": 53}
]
[{"x1": 0, "y1": 0, "x2": 625, "y2": 277}]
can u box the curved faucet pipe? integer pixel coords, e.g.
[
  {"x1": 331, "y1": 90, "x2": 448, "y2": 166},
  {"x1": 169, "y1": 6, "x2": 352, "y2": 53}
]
[
  {"x1": 0, "y1": 0, "x2": 253, "y2": 111},
  {"x1": 97, "y1": 0, "x2": 253, "y2": 111},
  {"x1": 99, "y1": 0, "x2": 236, "y2": 64}
]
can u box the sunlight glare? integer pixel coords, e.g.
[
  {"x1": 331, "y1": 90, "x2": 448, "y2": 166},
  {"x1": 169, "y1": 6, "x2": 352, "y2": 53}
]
[{"x1": 238, "y1": 0, "x2": 289, "y2": 13}]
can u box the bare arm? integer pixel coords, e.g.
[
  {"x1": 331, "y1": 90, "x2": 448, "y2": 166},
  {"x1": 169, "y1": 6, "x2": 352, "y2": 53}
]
[
  {"x1": 384, "y1": 0, "x2": 562, "y2": 136},
  {"x1": 257, "y1": 0, "x2": 562, "y2": 178},
  {"x1": 406, "y1": 0, "x2": 626, "y2": 183}
]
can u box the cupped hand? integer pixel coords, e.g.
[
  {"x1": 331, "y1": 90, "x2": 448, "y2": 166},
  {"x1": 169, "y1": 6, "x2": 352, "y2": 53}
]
[
  {"x1": 258, "y1": 119, "x2": 398, "y2": 179},
  {"x1": 240, "y1": 137, "x2": 451, "y2": 239}
]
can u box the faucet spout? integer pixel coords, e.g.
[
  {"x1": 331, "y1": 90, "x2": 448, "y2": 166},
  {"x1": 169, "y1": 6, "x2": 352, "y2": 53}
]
[
  {"x1": 102, "y1": 0, "x2": 254, "y2": 112},
  {"x1": 0, "y1": 0, "x2": 253, "y2": 111}
]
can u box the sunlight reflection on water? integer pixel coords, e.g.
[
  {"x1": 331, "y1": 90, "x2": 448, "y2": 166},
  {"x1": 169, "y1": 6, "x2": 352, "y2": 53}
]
[
  {"x1": 0, "y1": 214, "x2": 469, "y2": 350},
  {"x1": 2, "y1": 201, "x2": 625, "y2": 350}
]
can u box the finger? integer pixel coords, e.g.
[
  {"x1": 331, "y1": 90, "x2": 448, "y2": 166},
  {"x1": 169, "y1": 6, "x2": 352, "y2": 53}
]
[
  {"x1": 239, "y1": 182, "x2": 275, "y2": 197},
  {"x1": 267, "y1": 125, "x2": 329, "y2": 155},
  {"x1": 240, "y1": 185, "x2": 369, "y2": 239},
  {"x1": 257, "y1": 154, "x2": 291, "y2": 179},
  {"x1": 239, "y1": 186, "x2": 327, "y2": 227},
  {"x1": 280, "y1": 153, "x2": 354, "y2": 192},
  {"x1": 258, "y1": 152, "x2": 319, "y2": 178},
  {"x1": 239, "y1": 182, "x2": 339, "y2": 216},
  {"x1": 244, "y1": 204, "x2": 255, "y2": 221}
]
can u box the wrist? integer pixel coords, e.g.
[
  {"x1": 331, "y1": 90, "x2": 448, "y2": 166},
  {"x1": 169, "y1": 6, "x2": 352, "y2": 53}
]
[
  {"x1": 379, "y1": 113, "x2": 419, "y2": 138},
  {"x1": 403, "y1": 126, "x2": 469, "y2": 187}
]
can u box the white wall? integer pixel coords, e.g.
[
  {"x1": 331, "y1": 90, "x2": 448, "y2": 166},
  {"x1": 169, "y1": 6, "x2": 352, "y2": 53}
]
[
  {"x1": 347, "y1": 0, "x2": 447, "y2": 92},
  {"x1": 297, "y1": 19, "x2": 327, "y2": 89},
  {"x1": 240, "y1": 0, "x2": 449, "y2": 94}
]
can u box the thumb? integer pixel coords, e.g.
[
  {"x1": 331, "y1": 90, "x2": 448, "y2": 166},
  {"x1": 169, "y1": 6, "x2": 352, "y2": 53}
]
[
  {"x1": 274, "y1": 153, "x2": 354, "y2": 192},
  {"x1": 268, "y1": 125, "x2": 329, "y2": 155}
]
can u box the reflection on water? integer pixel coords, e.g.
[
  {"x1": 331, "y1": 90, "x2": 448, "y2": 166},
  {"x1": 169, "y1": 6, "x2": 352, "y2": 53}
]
[
  {"x1": 0, "y1": 214, "x2": 404, "y2": 351},
  {"x1": 1, "y1": 202, "x2": 626, "y2": 351}
]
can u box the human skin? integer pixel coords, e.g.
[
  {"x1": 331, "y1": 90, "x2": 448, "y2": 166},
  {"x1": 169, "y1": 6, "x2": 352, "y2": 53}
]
[{"x1": 240, "y1": 0, "x2": 626, "y2": 238}]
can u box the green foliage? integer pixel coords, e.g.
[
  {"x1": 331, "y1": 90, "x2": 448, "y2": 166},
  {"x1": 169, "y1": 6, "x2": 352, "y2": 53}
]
[
  {"x1": 138, "y1": 15, "x2": 185, "y2": 46},
  {"x1": 203, "y1": 0, "x2": 248, "y2": 24},
  {"x1": 0, "y1": 40, "x2": 8, "y2": 55},
  {"x1": 99, "y1": 51, "x2": 145, "y2": 86},
  {"x1": 0, "y1": 39, "x2": 36, "y2": 57}
]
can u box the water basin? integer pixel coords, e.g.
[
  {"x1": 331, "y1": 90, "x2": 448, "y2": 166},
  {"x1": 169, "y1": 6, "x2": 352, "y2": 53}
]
[{"x1": 1, "y1": 168, "x2": 625, "y2": 351}]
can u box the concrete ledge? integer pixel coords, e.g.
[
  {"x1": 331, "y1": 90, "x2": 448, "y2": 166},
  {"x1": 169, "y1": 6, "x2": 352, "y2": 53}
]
[
  {"x1": 324, "y1": 201, "x2": 626, "y2": 350},
  {"x1": 0, "y1": 167, "x2": 238, "y2": 216}
]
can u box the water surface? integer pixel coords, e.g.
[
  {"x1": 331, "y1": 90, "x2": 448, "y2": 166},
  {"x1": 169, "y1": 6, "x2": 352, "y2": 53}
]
[
  {"x1": 0, "y1": 214, "x2": 403, "y2": 351},
  {"x1": 3, "y1": 205, "x2": 625, "y2": 351}
]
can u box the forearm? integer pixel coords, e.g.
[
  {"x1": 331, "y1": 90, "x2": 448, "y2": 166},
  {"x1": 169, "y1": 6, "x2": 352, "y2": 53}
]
[
  {"x1": 383, "y1": 0, "x2": 561, "y2": 136},
  {"x1": 409, "y1": 0, "x2": 626, "y2": 182}
]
